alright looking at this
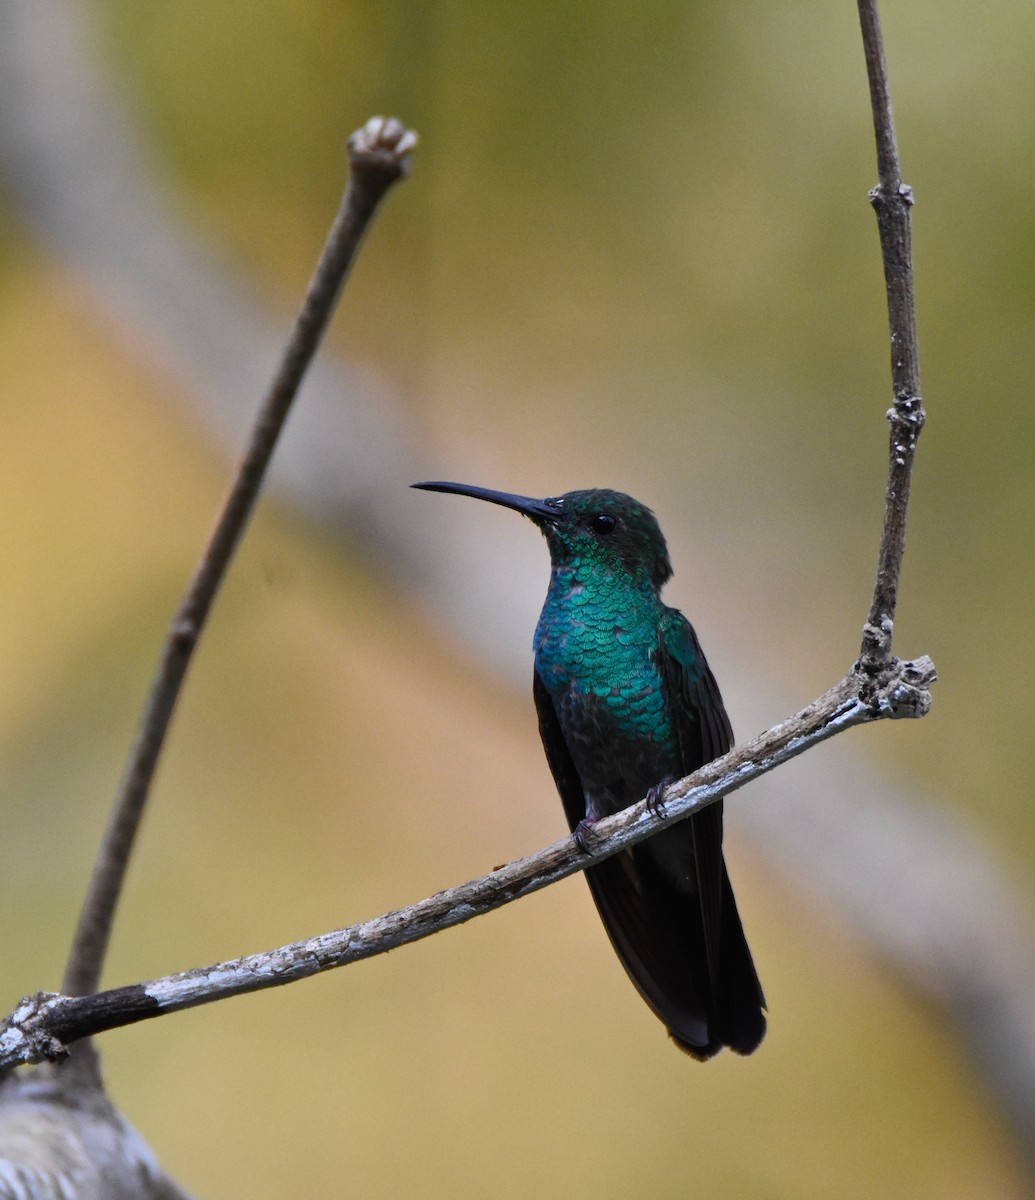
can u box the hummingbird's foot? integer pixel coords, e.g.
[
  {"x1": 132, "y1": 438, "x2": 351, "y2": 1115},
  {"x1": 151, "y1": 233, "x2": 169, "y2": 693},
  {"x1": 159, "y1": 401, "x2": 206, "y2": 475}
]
[
  {"x1": 573, "y1": 818, "x2": 602, "y2": 856},
  {"x1": 645, "y1": 778, "x2": 675, "y2": 820}
]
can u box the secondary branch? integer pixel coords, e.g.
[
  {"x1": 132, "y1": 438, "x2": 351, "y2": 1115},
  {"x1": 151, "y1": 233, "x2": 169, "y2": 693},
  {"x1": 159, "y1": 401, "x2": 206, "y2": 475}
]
[
  {"x1": 856, "y1": 0, "x2": 924, "y2": 670},
  {"x1": 61, "y1": 117, "x2": 417, "y2": 1004}
]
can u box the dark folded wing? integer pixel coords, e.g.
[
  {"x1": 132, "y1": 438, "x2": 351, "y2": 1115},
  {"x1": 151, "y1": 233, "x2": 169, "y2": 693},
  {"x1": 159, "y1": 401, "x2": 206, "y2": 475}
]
[
  {"x1": 655, "y1": 609, "x2": 766, "y2": 1054},
  {"x1": 533, "y1": 669, "x2": 722, "y2": 1057}
]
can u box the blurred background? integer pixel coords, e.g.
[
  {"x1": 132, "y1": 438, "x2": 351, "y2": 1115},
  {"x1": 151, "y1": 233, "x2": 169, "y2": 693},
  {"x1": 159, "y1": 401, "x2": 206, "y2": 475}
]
[{"x1": 1, "y1": 0, "x2": 1033, "y2": 1196}]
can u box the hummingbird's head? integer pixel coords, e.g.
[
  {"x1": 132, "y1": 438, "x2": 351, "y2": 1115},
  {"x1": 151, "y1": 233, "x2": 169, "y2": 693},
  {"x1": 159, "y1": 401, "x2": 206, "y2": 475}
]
[{"x1": 412, "y1": 481, "x2": 673, "y2": 590}]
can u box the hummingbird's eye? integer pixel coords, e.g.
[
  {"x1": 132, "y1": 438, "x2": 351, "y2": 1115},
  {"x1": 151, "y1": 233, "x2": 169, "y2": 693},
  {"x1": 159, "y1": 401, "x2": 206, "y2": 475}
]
[{"x1": 590, "y1": 513, "x2": 617, "y2": 535}]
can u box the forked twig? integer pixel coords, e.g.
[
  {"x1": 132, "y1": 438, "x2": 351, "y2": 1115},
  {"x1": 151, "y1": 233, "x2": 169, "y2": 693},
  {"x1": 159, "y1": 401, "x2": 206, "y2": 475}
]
[{"x1": 61, "y1": 117, "x2": 417, "y2": 1002}]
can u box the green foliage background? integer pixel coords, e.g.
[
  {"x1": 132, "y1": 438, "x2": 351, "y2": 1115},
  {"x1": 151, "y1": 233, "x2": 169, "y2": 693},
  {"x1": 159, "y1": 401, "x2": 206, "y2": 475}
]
[{"x1": 1, "y1": 2, "x2": 1032, "y2": 1195}]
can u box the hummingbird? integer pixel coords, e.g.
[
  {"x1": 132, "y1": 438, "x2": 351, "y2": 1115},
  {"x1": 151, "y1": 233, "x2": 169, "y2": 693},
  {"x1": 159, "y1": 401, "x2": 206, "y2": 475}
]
[{"x1": 413, "y1": 481, "x2": 766, "y2": 1058}]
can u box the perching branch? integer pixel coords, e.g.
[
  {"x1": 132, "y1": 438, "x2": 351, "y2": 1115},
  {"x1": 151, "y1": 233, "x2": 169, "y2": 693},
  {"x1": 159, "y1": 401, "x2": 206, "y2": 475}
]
[
  {"x1": 0, "y1": 656, "x2": 934, "y2": 1068},
  {"x1": 61, "y1": 116, "x2": 418, "y2": 1004},
  {"x1": 856, "y1": 0, "x2": 924, "y2": 671}
]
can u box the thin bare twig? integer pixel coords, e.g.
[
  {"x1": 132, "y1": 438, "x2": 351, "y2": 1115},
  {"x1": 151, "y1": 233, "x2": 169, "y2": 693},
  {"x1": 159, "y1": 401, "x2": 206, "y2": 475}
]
[
  {"x1": 61, "y1": 117, "x2": 418, "y2": 1003},
  {"x1": 0, "y1": 656, "x2": 934, "y2": 1068},
  {"x1": 856, "y1": 0, "x2": 924, "y2": 670}
]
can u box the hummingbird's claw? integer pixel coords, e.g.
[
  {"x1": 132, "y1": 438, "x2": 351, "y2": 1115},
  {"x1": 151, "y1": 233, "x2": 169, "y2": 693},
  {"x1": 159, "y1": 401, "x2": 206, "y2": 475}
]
[
  {"x1": 573, "y1": 818, "x2": 601, "y2": 856},
  {"x1": 645, "y1": 778, "x2": 675, "y2": 820}
]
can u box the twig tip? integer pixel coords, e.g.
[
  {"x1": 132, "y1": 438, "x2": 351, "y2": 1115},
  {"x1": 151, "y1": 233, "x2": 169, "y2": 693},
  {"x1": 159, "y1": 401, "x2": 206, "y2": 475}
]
[{"x1": 347, "y1": 116, "x2": 419, "y2": 179}]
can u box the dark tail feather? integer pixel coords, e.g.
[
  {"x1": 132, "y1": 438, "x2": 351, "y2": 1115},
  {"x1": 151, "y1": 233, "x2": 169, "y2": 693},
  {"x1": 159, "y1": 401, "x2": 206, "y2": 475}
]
[
  {"x1": 585, "y1": 846, "x2": 765, "y2": 1059},
  {"x1": 714, "y1": 867, "x2": 767, "y2": 1055},
  {"x1": 670, "y1": 868, "x2": 766, "y2": 1057}
]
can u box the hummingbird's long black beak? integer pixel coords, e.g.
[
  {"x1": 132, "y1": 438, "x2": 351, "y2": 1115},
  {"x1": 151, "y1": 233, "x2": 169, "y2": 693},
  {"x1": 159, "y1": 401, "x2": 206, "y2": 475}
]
[{"x1": 412, "y1": 481, "x2": 561, "y2": 524}]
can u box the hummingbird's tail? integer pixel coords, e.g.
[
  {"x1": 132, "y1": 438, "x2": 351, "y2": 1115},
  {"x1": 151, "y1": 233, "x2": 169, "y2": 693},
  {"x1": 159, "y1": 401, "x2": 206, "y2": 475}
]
[
  {"x1": 583, "y1": 838, "x2": 766, "y2": 1060},
  {"x1": 671, "y1": 864, "x2": 766, "y2": 1059}
]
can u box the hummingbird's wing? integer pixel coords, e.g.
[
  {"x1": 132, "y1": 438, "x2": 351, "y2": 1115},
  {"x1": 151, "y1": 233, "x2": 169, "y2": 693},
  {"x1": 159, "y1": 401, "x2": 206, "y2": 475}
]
[
  {"x1": 534, "y1": 668, "x2": 723, "y2": 1057},
  {"x1": 655, "y1": 609, "x2": 766, "y2": 1056},
  {"x1": 533, "y1": 669, "x2": 591, "y2": 838},
  {"x1": 655, "y1": 609, "x2": 732, "y2": 989},
  {"x1": 656, "y1": 609, "x2": 734, "y2": 767}
]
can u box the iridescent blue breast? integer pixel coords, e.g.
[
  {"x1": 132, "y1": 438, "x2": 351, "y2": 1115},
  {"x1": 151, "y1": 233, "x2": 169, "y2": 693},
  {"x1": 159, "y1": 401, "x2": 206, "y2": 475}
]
[{"x1": 533, "y1": 568, "x2": 681, "y2": 817}]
